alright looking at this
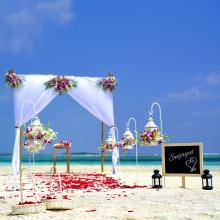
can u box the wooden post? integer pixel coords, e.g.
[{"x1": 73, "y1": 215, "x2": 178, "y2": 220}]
[
  {"x1": 182, "y1": 176, "x2": 186, "y2": 188},
  {"x1": 53, "y1": 147, "x2": 56, "y2": 174},
  {"x1": 101, "y1": 122, "x2": 104, "y2": 172},
  {"x1": 67, "y1": 147, "x2": 70, "y2": 173},
  {"x1": 19, "y1": 126, "x2": 22, "y2": 173}
]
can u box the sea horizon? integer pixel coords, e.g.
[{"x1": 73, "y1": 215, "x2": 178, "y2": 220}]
[{"x1": 1, "y1": 153, "x2": 219, "y2": 170}]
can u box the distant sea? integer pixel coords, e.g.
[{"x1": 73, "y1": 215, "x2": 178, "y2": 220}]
[{"x1": 0, "y1": 154, "x2": 219, "y2": 170}]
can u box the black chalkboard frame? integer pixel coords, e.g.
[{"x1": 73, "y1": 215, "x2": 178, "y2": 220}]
[{"x1": 162, "y1": 143, "x2": 203, "y2": 176}]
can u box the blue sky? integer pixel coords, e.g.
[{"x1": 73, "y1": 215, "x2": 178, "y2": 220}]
[{"x1": 0, "y1": 0, "x2": 220, "y2": 155}]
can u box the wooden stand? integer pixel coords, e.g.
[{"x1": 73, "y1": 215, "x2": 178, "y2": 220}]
[
  {"x1": 182, "y1": 176, "x2": 186, "y2": 188},
  {"x1": 53, "y1": 143, "x2": 71, "y2": 173}
]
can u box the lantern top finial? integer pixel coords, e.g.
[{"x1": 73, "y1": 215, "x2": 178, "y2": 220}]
[
  {"x1": 123, "y1": 127, "x2": 134, "y2": 140},
  {"x1": 30, "y1": 116, "x2": 41, "y2": 127},
  {"x1": 204, "y1": 169, "x2": 210, "y2": 175},
  {"x1": 105, "y1": 132, "x2": 115, "y2": 145},
  {"x1": 144, "y1": 116, "x2": 158, "y2": 132}
]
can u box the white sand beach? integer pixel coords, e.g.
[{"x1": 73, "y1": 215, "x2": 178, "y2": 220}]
[{"x1": 0, "y1": 165, "x2": 220, "y2": 220}]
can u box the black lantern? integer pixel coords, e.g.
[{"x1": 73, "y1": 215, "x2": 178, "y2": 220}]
[
  {"x1": 201, "y1": 169, "x2": 213, "y2": 190},
  {"x1": 152, "y1": 169, "x2": 162, "y2": 189}
]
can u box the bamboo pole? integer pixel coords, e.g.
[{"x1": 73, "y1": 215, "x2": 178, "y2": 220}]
[
  {"x1": 101, "y1": 122, "x2": 104, "y2": 172},
  {"x1": 19, "y1": 126, "x2": 22, "y2": 173},
  {"x1": 67, "y1": 146, "x2": 70, "y2": 173}
]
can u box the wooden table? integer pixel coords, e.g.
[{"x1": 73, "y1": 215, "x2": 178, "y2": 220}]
[{"x1": 53, "y1": 143, "x2": 71, "y2": 173}]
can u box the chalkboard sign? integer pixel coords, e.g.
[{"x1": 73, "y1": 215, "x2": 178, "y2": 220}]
[{"x1": 162, "y1": 143, "x2": 203, "y2": 176}]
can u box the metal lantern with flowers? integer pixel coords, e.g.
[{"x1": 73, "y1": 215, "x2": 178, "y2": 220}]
[
  {"x1": 24, "y1": 116, "x2": 45, "y2": 153},
  {"x1": 119, "y1": 117, "x2": 139, "y2": 182},
  {"x1": 140, "y1": 102, "x2": 168, "y2": 146},
  {"x1": 23, "y1": 116, "x2": 57, "y2": 153},
  {"x1": 120, "y1": 127, "x2": 136, "y2": 151},
  {"x1": 103, "y1": 132, "x2": 117, "y2": 152}
]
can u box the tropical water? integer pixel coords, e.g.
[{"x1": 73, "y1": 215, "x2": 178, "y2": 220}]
[{"x1": 0, "y1": 154, "x2": 219, "y2": 170}]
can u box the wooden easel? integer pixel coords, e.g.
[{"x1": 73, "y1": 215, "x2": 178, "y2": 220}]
[{"x1": 53, "y1": 143, "x2": 71, "y2": 173}]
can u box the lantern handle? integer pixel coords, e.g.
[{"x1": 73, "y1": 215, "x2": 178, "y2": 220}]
[{"x1": 148, "y1": 102, "x2": 163, "y2": 133}]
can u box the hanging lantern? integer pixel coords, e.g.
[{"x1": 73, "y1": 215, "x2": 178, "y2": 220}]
[
  {"x1": 201, "y1": 169, "x2": 213, "y2": 190},
  {"x1": 144, "y1": 116, "x2": 158, "y2": 132},
  {"x1": 152, "y1": 169, "x2": 162, "y2": 189},
  {"x1": 30, "y1": 116, "x2": 42, "y2": 127},
  {"x1": 104, "y1": 132, "x2": 116, "y2": 152},
  {"x1": 24, "y1": 116, "x2": 44, "y2": 153},
  {"x1": 121, "y1": 127, "x2": 135, "y2": 150},
  {"x1": 140, "y1": 115, "x2": 167, "y2": 146}
]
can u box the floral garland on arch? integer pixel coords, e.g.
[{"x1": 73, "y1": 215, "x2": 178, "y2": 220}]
[
  {"x1": 98, "y1": 72, "x2": 117, "y2": 92},
  {"x1": 139, "y1": 129, "x2": 168, "y2": 146},
  {"x1": 23, "y1": 123, "x2": 57, "y2": 153},
  {"x1": 5, "y1": 69, "x2": 24, "y2": 88},
  {"x1": 45, "y1": 76, "x2": 77, "y2": 95}
]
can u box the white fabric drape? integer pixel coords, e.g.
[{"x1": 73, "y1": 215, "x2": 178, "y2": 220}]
[
  {"x1": 14, "y1": 75, "x2": 58, "y2": 126},
  {"x1": 12, "y1": 128, "x2": 20, "y2": 176},
  {"x1": 110, "y1": 127, "x2": 119, "y2": 174},
  {"x1": 12, "y1": 75, "x2": 58, "y2": 175},
  {"x1": 12, "y1": 74, "x2": 116, "y2": 175},
  {"x1": 67, "y1": 76, "x2": 114, "y2": 127}
]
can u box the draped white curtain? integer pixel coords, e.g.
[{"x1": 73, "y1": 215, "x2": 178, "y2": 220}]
[
  {"x1": 67, "y1": 76, "x2": 114, "y2": 126},
  {"x1": 12, "y1": 74, "x2": 117, "y2": 175}
]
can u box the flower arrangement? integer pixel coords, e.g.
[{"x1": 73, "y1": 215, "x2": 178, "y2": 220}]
[
  {"x1": 58, "y1": 140, "x2": 71, "y2": 147},
  {"x1": 98, "y1": 72, "x2": 117, "y2": 92},
  {"x1": 119, "y1": 137, "x2": 136, "y2": 150},
  {"x1": 45, "y1": 76, "x2": 77, "y2": 95},
  {"x1": 102, "y1": 143, "x2": 117, "y2": 151},
  {"x1": 139, "y1": 129, "x2": 168, "y2": 146},
  {"x1": 23, "y1": 123, "x2": 57, "y2": 153},
  {"x1": 5, "y1": 69, "x2": 23, "y2": 88}
]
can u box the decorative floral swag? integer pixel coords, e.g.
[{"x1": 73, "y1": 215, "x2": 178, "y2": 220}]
[
  {"x1": 98, "y1": 72, "x2": 117, "y2": 92},
  {"x1": 5, "y1": 69, "x2": 23, "y2": 88},
  {"x1": 45, "y1": 76, "x2": 77, "y2": 95}
]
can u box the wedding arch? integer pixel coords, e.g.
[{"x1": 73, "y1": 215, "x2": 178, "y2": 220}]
[{"x1": 8, "y1": 72, "x2": 118, "y2": 175}]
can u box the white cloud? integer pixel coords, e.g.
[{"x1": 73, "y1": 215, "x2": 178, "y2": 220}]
[
  {"x1": 193, "y1": 72, "x2": 220, "y2": 86},
  {"x1": 163, "y1": 86, "x2": 219, "y2": 102},
  {"x1": 206, "y1": 72, "x2": 220, "y2": 85},
  {"x1": 38, "y1": 0, "x2": 73, "y2": 24},
  {"x1": 0, "y1": 0, "x2": 73, "y2": 52},
  {"x1": 193, "y1": 108, "x2": 220, "y2": 118}
]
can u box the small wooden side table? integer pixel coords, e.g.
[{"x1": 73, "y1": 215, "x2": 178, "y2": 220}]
[{"x1": 53, "y1": 143, "x2": 71, "y2": 173}]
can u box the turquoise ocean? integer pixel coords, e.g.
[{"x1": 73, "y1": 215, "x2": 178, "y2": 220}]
[{"x1": 0, "y1": 154, "x2": 219, "y2": 170}]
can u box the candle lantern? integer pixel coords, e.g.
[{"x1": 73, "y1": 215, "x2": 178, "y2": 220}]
[
  {"x1": 201, "y1": 169, "x2": 213, "y2": 190},
  {"x1": 121, "y1": 127, "x2": 135, "y2": 150},
  {"x1": 27, "y1": 116, "x2": 44, "y2": 151},
  {"x1": 104, "y1": 132, "x2": 116, "y2": 152},
  {"x1": 144, "y1": 116, "x2": 158, "y2": 132},
  {"x1": 152, "y1": 169, "x2": 162, "y2": 189}
]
